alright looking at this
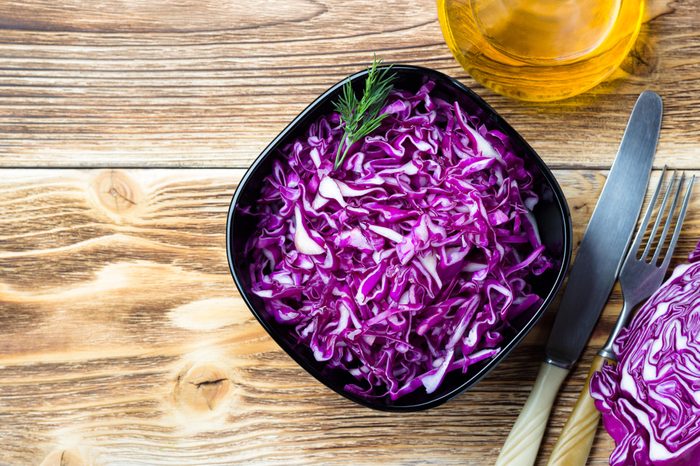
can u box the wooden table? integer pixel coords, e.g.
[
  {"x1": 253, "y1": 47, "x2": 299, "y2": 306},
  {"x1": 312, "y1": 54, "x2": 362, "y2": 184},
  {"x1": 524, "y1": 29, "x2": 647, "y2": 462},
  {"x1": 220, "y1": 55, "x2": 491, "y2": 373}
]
[{"x1": 1, "y1": 1, "x2": 698, "y2": 465}]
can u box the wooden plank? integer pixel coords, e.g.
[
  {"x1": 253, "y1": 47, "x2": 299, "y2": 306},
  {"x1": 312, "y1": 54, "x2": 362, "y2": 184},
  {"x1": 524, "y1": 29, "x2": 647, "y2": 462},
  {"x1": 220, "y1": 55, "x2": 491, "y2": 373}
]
[
  {"x1": 1, "y1": 168, "x2": 698, "y2": 465},
  {"x1": 0, "y1": 0, "x2": 697, "y2": 169}
]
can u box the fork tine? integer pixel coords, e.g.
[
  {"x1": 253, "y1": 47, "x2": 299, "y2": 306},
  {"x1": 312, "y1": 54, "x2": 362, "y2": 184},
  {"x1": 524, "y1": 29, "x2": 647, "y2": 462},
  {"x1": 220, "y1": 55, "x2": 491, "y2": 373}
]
[
  {"x1": 652, "y1": 172, "x2": 685, "y2": 264},
  {"x1": 629, "y1": 167, "x2": 667, "y2": 259},
  {"x1": 642, "y1": 170, "x2": 677, "y2": 260},
  {"x1": 661, "y1": 175, "x2": 695, "y2": 268}
]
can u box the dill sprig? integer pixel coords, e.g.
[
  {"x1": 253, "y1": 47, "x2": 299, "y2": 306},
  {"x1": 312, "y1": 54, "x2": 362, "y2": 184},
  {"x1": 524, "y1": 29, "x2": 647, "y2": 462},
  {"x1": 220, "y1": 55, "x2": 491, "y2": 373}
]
[{"x1": 333, "y1": 56, "x2": 396, "y2": 170}]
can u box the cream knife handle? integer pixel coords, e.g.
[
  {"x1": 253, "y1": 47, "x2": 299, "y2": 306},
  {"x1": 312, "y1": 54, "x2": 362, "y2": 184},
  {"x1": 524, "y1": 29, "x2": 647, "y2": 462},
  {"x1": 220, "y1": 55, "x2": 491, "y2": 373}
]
[
  {"x1": 547, "y1": 354, "x2": 611, "y2": 466},
  {"x1": 495, "y1": 362, "x2": 569, "y2": 466}
]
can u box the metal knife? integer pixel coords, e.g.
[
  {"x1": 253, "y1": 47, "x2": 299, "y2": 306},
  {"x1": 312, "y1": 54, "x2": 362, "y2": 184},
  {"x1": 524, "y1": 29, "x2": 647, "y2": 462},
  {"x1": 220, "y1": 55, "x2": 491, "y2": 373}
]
[{"x1": 494, "y1": 91, "x2": 663, "y2": 466}]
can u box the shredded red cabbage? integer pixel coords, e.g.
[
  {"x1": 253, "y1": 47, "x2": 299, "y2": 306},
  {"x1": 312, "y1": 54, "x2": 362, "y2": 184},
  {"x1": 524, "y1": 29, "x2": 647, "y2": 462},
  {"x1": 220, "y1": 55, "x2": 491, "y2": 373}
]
[
  {"x1": 245, "y1": 81, "x2": 551, "y2": 400},
  {"x1": 590, "y1": 241, "x2": 700, "y2": 466}
]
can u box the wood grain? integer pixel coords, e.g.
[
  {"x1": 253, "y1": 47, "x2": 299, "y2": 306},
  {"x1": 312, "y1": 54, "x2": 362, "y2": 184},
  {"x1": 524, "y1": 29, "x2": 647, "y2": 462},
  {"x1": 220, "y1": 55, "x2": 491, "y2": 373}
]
[
  {"x1": 0, "y1": 0, "x2": 697, "y2": 170},
  {"x1": 2, "y1": 1, "x2": 700, "y2": 465},
  {"x1": 1, "y1": 168, "x2": 698, "y2": 465}
]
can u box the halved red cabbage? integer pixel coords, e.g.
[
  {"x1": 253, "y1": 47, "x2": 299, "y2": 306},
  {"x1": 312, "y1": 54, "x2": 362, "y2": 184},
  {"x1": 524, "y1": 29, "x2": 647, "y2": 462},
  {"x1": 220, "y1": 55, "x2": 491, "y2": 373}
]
[
  {"x1": 244, "y1": 80, "x2": 551, "y2": 400},
  {"x1": 591, "y1": 241, "x2": 700, "y2": 466}
]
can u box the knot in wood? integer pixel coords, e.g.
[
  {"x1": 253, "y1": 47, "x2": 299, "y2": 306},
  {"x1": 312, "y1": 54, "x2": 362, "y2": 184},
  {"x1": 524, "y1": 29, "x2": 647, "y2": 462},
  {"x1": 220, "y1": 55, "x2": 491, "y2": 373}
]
[
  {"x1": 173, "y1": 363, "x2": 232, "y2": 415},
  {"x1": 40, "y1": 449, "x2": 87, "y2": 466},
  {"x1": 91, "y1": 170, "x2": 142, "y2": 221},
  {"x1": 620, "y1": 37, "x2": 658, "y2": 77}
]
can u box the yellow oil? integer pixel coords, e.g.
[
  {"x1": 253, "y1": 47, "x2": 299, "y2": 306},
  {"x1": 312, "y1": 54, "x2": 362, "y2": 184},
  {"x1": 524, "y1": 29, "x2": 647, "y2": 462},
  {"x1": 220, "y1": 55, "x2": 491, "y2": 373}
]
[{"x1": 437, "y1": 0, "x2": 644, "y2": 101}]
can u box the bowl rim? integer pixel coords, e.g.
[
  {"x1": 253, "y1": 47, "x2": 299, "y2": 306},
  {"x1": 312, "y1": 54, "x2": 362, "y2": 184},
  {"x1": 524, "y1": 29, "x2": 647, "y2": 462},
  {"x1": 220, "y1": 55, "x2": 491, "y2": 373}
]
[{"x1": 226, "y1": 64, "x2": 572, "y2": 412}]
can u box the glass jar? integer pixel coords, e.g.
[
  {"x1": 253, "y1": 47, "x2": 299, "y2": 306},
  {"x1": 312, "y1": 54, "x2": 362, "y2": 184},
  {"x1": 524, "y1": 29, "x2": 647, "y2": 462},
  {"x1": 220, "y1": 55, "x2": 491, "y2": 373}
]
[{"x1": 438, "y1": 0, "x2": 645, "y2": 101}]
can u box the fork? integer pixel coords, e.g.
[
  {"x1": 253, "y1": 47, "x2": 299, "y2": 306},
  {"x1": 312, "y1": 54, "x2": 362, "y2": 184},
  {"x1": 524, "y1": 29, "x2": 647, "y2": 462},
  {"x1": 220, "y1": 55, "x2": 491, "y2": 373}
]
[{"x1": 547, "y1": 168, "x2": 696, "y2": 466}]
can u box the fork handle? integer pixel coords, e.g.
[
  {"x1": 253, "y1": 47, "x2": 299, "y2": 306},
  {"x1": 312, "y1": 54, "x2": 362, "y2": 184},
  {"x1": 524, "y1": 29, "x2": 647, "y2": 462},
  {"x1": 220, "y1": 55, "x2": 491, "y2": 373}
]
[{"x1": 547, "y1": 354, "x2": 614, "y2": 466}]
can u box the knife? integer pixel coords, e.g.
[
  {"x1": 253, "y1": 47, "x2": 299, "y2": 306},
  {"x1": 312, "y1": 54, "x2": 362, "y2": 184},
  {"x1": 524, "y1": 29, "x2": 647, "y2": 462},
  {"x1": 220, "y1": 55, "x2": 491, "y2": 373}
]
[
  {"x1": 494, "y1": 91, "x2": 663, "y2": 466},
  {"x1": 546, "y1": 170, "x2": 694, "y2": 466}
]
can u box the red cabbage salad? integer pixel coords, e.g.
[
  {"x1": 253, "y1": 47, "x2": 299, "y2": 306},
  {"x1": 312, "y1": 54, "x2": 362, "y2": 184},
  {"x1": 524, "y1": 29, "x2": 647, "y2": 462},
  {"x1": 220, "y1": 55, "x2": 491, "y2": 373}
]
[
  {"x1": 244, "y1": 80, "x2": 553, "y2": 400},
  {"x1": 590, "y1": 241, "x2": 700, "y2": 466}
]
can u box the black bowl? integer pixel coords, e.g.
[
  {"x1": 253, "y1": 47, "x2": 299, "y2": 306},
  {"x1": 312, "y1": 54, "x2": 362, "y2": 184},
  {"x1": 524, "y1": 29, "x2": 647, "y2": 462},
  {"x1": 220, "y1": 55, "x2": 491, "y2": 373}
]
[{"x1": 226, "y1": 65, "x2": 572, "y2": 411}]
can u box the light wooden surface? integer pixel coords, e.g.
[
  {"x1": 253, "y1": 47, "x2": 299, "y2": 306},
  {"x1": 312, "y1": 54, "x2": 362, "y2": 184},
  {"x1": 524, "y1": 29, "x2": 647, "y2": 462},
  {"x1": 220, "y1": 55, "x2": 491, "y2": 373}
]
[{"x1": 1, "y1": 1, "x2": 698, "y2": 465}]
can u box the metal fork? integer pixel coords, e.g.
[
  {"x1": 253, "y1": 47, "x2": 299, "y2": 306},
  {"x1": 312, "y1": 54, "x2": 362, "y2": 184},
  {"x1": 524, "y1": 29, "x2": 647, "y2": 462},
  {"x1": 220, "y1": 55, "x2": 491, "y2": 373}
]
[
  {"x1": 600, "y1": 168, "x2": 695, "y2": 360},
  {"x1": 547, "y1": 168, "x2": 696, "y2": 466}
]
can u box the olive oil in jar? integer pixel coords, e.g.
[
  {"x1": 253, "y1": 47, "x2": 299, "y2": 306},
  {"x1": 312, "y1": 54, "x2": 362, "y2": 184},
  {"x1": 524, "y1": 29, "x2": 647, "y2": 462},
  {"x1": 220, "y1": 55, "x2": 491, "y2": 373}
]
[{"x1": 437, "y1": 0, "x2": 644, "y2": 101}]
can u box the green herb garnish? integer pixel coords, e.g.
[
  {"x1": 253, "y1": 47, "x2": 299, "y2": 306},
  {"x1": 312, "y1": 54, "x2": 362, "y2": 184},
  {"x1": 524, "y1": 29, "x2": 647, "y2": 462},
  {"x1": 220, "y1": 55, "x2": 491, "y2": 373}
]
[{"x1": 333, "y1": 56, "x2": 396, "y2": 170}]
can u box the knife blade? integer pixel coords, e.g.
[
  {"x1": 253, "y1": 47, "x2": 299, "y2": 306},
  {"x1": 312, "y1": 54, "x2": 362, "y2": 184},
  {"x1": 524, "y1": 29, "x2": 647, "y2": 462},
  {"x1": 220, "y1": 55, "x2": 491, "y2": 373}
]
[
  {"x1": 495, "y1": 91, "x2": 663, "y2": 466},
  {"x1": 545, "y1": 90, "x2": 662, "y2": 368}
]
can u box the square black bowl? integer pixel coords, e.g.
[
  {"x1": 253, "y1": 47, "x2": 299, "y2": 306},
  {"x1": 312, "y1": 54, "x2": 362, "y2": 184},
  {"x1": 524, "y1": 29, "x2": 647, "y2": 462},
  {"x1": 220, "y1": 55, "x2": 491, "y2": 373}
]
[{"x1": 226, "y1": 65, "x2": 572, "y2": 411}]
